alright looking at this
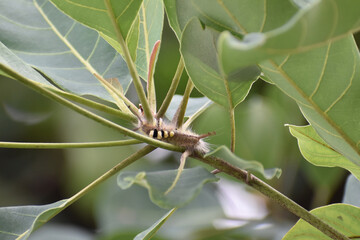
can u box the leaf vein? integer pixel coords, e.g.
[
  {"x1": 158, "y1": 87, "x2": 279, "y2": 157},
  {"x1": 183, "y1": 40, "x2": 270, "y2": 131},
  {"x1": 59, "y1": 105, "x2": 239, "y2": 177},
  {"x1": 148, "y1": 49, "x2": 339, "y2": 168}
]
[
  {"x1": 116, "y1": 0, "x2": 135, "y2": 22},
  {"x1": 12, "y1": 49, "x2": 72, "y2": 56},
  {"x1": 216, "y1": 0, "x2": 247, "y2": 33},
  {"x1": 278, "y1": 55, "x2": 290, "y2": 68},
  {"x1": 0, "y1": 230, "x2": 20, "y2": 236},
  {"x1": 101, "y1": 53, "x2": 117, "y2": 76},
  {"x1": 86, "y1": 34, "x2": 100, "y2": 61},
  {"x1": 34, "y1": 0, "x2": 100, "y2": 76},
  {"x1": 61, "y1": 0, "x2": 107, "y2": 12},
  {"x1": 324, "y1": 47, "x2": 356, "y2": 113},
  {"x1": 0, "y1": 14, "x2": 51, "y2": 30},
  {"x1": 64, "y1": 22, "x2": 76, "y2": 38},
  {"x1": 141, "y1": 3, "x2": 150, "y2": 71},
  {"x1": 259, "y1": 0, "x2": 267, "y2": 32},
  {"x1": 191, "y1": 2, "x2": 236, "y2": 34},
  {"x1": 310, "y1": 42, "x2": 332, "y2": 99}
]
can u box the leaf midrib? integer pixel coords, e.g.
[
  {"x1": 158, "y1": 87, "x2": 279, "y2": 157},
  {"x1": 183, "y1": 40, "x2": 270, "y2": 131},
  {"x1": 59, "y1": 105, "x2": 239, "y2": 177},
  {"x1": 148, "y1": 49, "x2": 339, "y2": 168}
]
[
  {"x1": 34, "y1": 0, "x2": 100, "y2": 76},
  {"x1": 141, "y1": 3, "x2": 150, "y2": 69}
]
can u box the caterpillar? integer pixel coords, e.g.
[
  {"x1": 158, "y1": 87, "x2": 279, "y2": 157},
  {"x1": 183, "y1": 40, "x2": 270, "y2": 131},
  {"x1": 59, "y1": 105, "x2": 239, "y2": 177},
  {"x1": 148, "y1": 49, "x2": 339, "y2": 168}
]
[
  {"x1": 135, "y1": 105, "x2": 214, "y2": 154},
  {"x1": 133, "y1": 104, "x2": 215, "y2": 194}
]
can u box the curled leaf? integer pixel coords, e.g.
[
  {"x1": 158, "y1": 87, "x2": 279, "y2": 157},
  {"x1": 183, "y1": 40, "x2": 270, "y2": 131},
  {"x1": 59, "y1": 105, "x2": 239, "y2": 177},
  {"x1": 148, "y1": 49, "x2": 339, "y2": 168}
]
[
  {"x1": 117, "y1": 167, "x2": 219, "y2": 209},
  {"x1": 205, "y1": 145, "x2": 282, "y2": 180}
]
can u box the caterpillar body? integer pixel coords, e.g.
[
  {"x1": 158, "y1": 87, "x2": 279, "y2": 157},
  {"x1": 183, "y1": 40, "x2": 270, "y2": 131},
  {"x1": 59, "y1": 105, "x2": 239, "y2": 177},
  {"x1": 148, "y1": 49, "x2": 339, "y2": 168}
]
[
  {"x1": 135, "y1": 106, "x2": 214, "y2": 154},
  {"x1": 134, "y1": 105, "x2": 215, "y2": 194}
]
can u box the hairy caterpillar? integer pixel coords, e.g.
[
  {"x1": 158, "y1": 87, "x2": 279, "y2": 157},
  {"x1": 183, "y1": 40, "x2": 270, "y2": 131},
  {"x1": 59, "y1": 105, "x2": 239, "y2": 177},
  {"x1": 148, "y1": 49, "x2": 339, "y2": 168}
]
[
  {"x1": 133, "y1": 105, "x2": 215, "y2": 194},
  {"x1": 135, "y1": 105, "x2": 214, "y2": 154}
]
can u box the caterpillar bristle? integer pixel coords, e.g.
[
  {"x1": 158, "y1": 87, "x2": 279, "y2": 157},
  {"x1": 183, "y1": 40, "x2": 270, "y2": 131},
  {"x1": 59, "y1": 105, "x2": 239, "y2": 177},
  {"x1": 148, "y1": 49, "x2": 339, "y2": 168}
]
[{"x1": 136, "y1": 108, "x2": 214, "y2": 154}]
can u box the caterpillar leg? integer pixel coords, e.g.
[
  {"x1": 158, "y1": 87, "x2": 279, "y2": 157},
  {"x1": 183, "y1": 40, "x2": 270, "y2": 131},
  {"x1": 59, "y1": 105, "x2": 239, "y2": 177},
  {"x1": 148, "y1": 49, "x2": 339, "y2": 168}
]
[{"x1": 164, "y1": 150, "x2": 191, "y2": 195}]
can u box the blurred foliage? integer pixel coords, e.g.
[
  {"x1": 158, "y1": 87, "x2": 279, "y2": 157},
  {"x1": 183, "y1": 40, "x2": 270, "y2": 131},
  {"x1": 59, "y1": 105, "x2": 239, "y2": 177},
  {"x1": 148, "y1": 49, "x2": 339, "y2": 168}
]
[{"x1": 0, "y1": 11, "x2": 355, "y2": 240}]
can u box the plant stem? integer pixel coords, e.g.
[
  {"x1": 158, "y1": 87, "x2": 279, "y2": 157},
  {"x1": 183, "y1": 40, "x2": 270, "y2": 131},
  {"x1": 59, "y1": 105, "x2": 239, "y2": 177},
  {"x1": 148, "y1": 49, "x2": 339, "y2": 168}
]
[
  {"x1": 1, "y1": 63, "x2": 183, "y2": 152},
  {"x1": 156, "y1": 57, "x2": 185, "y2": 118},
  {"x1": 104, "y1": 0, "x2": 154, "y2": 123},
  {"x1": 52, "y1": 89, "x2": 137, "y2": 123},
  {"x1": 172, "y1": 78, "x2": 194, "y2": 128},
  {"x1": 0, "y1": 139, "x2": 140, "y2": 149},
  {"x1": 195, "y1": 154, "x2": 350, "y2": 240},
  {"x1": 222, "y1": 76, "x2": 236, "y2": 152},
  {"x1": 67, "y1": 145, "x2": 156, "y2": 205}
]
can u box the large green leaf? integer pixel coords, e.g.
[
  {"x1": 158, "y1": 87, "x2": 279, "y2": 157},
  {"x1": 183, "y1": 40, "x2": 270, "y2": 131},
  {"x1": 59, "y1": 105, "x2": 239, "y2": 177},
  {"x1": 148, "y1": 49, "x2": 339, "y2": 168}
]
[
  {"x1": 205, "y1": 145, "x2": 282, "y2": 180},
  {"x1": 0, "y1": 0, "x2": 131, "y2": 102},
  {"x1": 0, "y1": 42, "x2": 52, "y2": 87},
  {"x1": 211, "y1": 1, "x2": 360, "y2": 168},
  {"x1": 0, "y1": 200, "x2": 69, "y2": 240},
  {"x1": 117, "y1": 167, "x2": 219, "y2": 209},
  {"x1": 181, "y1": 18, "x2": 260, "y2": 108},
  {"x1": 218, "y1": 0, "x2": 360, "y2": 72},
  {"x1": 164, "y1": 0, "x2": 297, "y2": 41},
  {"x1": 283, "y1": 204, "x2": 360, "y2": 240},
  {"x1": 135, "y1": 0, "x2": 164, "y2": 81},
  {"x1": 50, "y1": 0, "x2": 164, "y2": 82},
  {"x1": 260, "y1": 36, "x2": 360, "y2": 167},
  {"x1": 49, "y1": 0, "x2": 142, "y2": 44},
  {"x1": 288, "y1": 125, "x2": 360, "y2": 181}
]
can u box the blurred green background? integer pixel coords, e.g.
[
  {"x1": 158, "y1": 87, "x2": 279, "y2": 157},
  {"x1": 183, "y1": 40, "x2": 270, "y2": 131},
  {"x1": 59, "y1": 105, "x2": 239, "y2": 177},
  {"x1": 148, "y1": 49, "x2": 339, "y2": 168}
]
[{"x1": 1, "y1": 18, "x2": 359, "y2": 240}]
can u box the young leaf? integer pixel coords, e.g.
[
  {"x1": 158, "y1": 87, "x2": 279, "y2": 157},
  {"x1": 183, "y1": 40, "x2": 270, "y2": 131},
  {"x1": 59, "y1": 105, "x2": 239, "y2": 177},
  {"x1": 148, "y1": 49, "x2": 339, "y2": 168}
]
[
  {"x1": 283, "y1": 204, "x2": 360, "y2": 240},
  {"x1": 288, "y1": 125, "x2": 360, "y2": 181},
  {"x1": 147, "y1": 40, "x2": 161, "y2": 113},
  {"x1": 117, "y1": 167, "x2": 219, "y2": 209},
  {"x1": 181, "y1": 18, "x2": 260, "y2": 108},
  {"x1": 218, "y1": 0, "x2": 360, "y2": 72},
  {"x1": 134, "y1": 208, "x2": 177, "y2": 240},
  {"x1": 0, "y1": 200, "x2": 69, "y2": 240},
  {"x1": 0, "y1": 0, "x2": 131, "y2": 103},
  {"x1": 205, "y1": 145, "x2": 282, "y2": 180}
]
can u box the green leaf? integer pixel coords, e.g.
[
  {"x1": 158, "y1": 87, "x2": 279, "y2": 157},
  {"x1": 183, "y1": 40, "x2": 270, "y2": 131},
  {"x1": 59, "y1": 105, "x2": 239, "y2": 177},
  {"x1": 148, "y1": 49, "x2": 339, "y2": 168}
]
[
  {"x1": 50, "y1": 0, "x2": 142, "y2": 44},
  {"x1": 163, "y1": 0, "x2": 182, "y2": 40},
  {"x1": 165, "y1": 95, "x2": 211, "y2": 121},
  {"x1": 164, "y1": 0, "x2": 296, "y2": 41},
  {"x1": 181, "y1": 18, "x2": 260, "y2": 108},
  {"x1": 260, "y1": 36, "x2": 360, "y2": 167},
  {"x1": 135, "y1": 0, "x2": 164, "y2": 81},
  {"x1": 218, "y1": 0, "x2": 360, "y2": 72},
  {"x1": 283, "y1": 204, "x2": 360, "y2": 240},
  {"x1": 0, "y1": 200, "x2": 69, "y2": 240},
  {"x1": 0, "y1": 42, "x2": 52, "y2": 87},
  {"x1": 205, "y1": 145, "x2": 282, "y2": 180},
  {"x1": 117, "y1": 167, "x2": 219, "y2": 209},
  {"x1": 134, "y1": 208, "x2": 177, "y2": 240},
  {"x1": 0, "y1": 0, "x2": 131, "y2": 103},
  {"x1": 96, "y1": 174, "x2": 223, "y2": 239},
  {"x1": 50, "y1": 0, "x2": 164, "y2": 82},
  {"x1": 288, "y1": 125, "x2": 360, "y2": 181},
  {"x1": 342, "y1": 174, "x2": 360, "y2": 208}
]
